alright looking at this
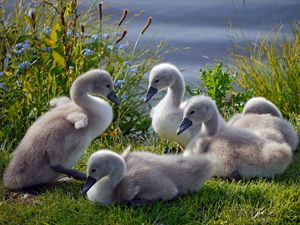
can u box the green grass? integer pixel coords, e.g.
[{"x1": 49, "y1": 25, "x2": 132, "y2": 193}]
[{"x1": 1, "y1": 140, "x2": 299, "y2": 225}]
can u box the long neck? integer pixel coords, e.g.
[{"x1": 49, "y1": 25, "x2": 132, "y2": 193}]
[
  {"x1": 203, "y1": 110, "x2": 224, "y2": 136},
  {"x1": 87, "y1": 156, "x2": 126, "y2": 205},
  {"x1": 108, "y1": 156, "x2": 127, "y2": 189},
  {"x1": 70, "y1": 78, "x2": 94, "y2": 109},
  {"x1": 164, "y1": 74, "x2": 185, "y2": 107}
]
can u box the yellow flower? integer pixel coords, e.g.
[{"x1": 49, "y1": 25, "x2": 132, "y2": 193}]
[{"x1": 110, "y1": 130, "x2": 118, "y2": 138}]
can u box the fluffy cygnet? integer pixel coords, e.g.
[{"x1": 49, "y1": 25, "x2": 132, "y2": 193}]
[
  {"x1": 3, "y1": 69, "x2": 120, "y2": 190},
  {"x1": 83, "y1": 147, "x2": 213, "y2": 206},
  {"x1": 228, "y1": 97, "x2": 298, "y2": 151},
  {"x1": 144, "y1": 63, "x2": 202, "y2": 147},
  {"x1": 177, "y1": 95, "x2": 293, "y2": 179}
]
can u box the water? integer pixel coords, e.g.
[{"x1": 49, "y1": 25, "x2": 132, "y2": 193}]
[
  {"x1": 6, "y1": 0, "x2": 300, "y2": 79},
  {"x1": 100, "y1": 0, "x2": 300, "y2": 78}
]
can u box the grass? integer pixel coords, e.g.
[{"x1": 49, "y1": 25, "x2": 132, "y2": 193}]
[
  {"x1": 0, "y1": 140, "x2": 299, "y2": 225},
  {"x1": 230, "y1": 22, "x2": 300, "y2": 119}
]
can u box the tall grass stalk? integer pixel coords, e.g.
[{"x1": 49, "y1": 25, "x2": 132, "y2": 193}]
[{"x1": 231, "y1": 22, "x2": 300, "y2": 119}]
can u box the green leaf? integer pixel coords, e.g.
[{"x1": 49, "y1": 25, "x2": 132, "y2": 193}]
[{"x1": 52, "y1": 50, "x2": 66, "y2": 67}]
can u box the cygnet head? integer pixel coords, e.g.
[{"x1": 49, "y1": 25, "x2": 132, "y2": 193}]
[
  {"x1": 177, "y1": 96, "x2": 216, "y2": 135},
  {"x1": 82, "y1": 150, "x2": 122, "y2": 193},
  {"x1": 144, "y1": 63, "x2": 183, "y2": 103},
  {"x1": 243, "y1": 97, "x2": 282, "y2": 118},
  {"x1": 71, "y1": 69, "x2": 120, "y2": 105}
]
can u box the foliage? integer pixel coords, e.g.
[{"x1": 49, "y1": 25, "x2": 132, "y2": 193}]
[
  {"x1": 230, "y1": 22, "x2": 300, "y2": 119},
  {"x1": 186, "y1": 63, "x2": 253, "y2": 119},
  {"x1": 0, "y1": 0, "x2": 167, "y2": 152}
]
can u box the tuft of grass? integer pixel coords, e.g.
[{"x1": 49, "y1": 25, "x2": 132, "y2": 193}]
[
  {"x1": 230, "y1": 22, "x2": 300, "y2": 119},
  {"x1": 0, "y1": 142, "x2": 299, "y2": 225}
]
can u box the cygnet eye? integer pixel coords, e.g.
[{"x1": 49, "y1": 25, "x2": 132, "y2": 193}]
[
  {"x1": 91, "y1": 168, "x2": 96, "y2": 173},
  {"x1": 190, "y1": 110, "x2": 195, "y2": 115},
  {"x1": 155, "y1": 79, "x2": 159, "y2": 83},
  {"x1": 106, "y1": 84, "x2": 110, "y2": 88}
]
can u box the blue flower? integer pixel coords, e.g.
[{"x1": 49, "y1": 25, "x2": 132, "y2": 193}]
[
  {"x1": 16, "y1": 80, "x2": 21, "y2": 86},
  {"x1": 19, "y1": 61, "x2": 31, "y2": 70},
  {"x1": 19, "y1": 63, "x2": 26, "y2": 70},
  {"x1": 44, "y1": 27, "x2": 51, "y2": 35},
  {"x1": 42, "y1": 47, "x2": 52, "y2": 52},
  {"x1": 67, "y1": 31, "x2": 72, "y2": 36},
  {"x1": 114, "y1": 79, "x2": 125, "y2": 87},
  {"x1": 124, "y1": 61, "x2": 131, "y2": 66},
  {"x1": 128, "y1": 68, "x2": 138, "y2": 73},
  {"x1": 16, "y1": 43, "x2": 23, "y2": 49},
  {"x1": 113, "y1": 31, "x2": 122, "y2": 36},
  {"x1": 121, "y1": 95, "x2": 127, "y2": 100},
  {"x1": 91, "y1": 34, "x2": 100, "y2": 41},
  {"x1": 84, "y1": 32, "x2": 89, "y2": 38},
  {"x1": 75, "y1": 32, "x2": 81, "y2": 37},
  {"x1": 82, "y1": 48, "x2": 94, "y2": 56},
  {"x1": 118, "y1": 44, "x2": 126, "y2": 50},
  {"x1": 0, "y1": 71, "x2": 4, "y2": 77},
  {"x1": 22, "y1": 43, "x2": 30, "y2": 49},
  {"x1": 103, "y1": 33, "x2": 111, "y2": 39},
  {"x1": 17, "y1": 49, "x2": 24, "y2": 55},
  {"x1": 24, "y1": 61, "x2": 32, "y2": 66},
  {"x1": 107, "y1": 45, "x2": 114, "y2": 50}
]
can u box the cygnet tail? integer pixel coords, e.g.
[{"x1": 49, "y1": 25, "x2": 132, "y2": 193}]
[
  {"x1": 121, "y1": 146, "x2": 131, "y2": 158},
  {"x1": 3, "y1": 161, "x2": 30, "y2": 190},
  {"x1": 261, "y1": 142, "x2": 293, "y2": 177}
]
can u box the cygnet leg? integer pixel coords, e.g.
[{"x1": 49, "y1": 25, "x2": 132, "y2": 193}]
[{"x1": 51, "y1": 165, "x2": 86, "y2": 180}]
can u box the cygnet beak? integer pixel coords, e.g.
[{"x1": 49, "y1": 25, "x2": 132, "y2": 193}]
[
  {"x1": 177, "y1": 118, "x2": 193, "y2": 135},
  {"x1": 144, "y1": 86, "x2": 158, "y2": 103},
  {"x1": 82, "y1": 176, "x2": 97, "y2": 194},
  {"x1": 107, "y1": 91, "x2": 120, "y2": 106}
]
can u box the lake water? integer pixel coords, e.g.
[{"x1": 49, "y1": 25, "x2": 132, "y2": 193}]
[
  {"x1": 6, "y1": 0, "x2": 300, "y2": 79},
  {"x1": 100, "y1": 0, "x2": 300, "y2": 78}
]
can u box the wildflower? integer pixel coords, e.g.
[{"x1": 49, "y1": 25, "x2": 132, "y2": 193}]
[
  {"x1": 42, "y1": 47, "x2": 52, "y2": 52},
  {"x1": 124, "y1": 61, "x2": 131, "y2": 66},
  {"x1": 113, "y1": 31, "x2": 122, "y2": 36},
  {"x1": 75, "y1": 32, "x2": 80, "y2": 37},
  {"x1": 24, "y1": 61, "x2": 32, "y2": 66},
  {"x1": 19, "y1": 63, "x2": 26, "y2": 70},
  {"x1": 121, "y1": 95, "x2": 127, "y2": 100},
  {"x1": 16, "y1": 80, "x2": 21, "y2": 86},
  {"x1": 16, "y1": 43, "x2": 23, "y2": 49},
  {"x1": 82, "y1": 48, "x2": 94, "y2": 56},
  {"x1": 107, "y1": 45, "x2": 114, "y2": 50},
  {"x1": 114, "y1": 79, "x2": 125, "y2": 87},
  {"x1": 22, "y1": 43, "x2": 30, "y2": 50},
  {"x1": 0, "y1": 71, "x2": 4, "y2": 77},
  {"x1": 67, "y1": 31, "x2": 72, "y2": 36},
  {"x1": 128, "y1": 68, "x2": 138, "y2": 73},
  {"x1": 118, "y1": 43, "x2": 126, "y2": 50},
  {"x1": 110, "y1": 130, "x2": 118, "y2": 138},
  {"x1": 19, "y1": 61, "x2": 31, "y2": 70},
  {"x1": 91, "y1": 33, "x2": 100, "y2": 41},
  {"x1": 103, "y1": 33, "x2": 110, "y2": 39},
  {"x1": 84, "y1": 32, "x2": 89, "y2": 38},
  {"x1": 17, "y1": 49, "x2": 24, "y2": 55},
  {"x1": 43, "y1": 27, "x2": 51, "y2": 35}
]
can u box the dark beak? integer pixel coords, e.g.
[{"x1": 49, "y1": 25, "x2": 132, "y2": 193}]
[
  {"x1": 144, "y1": 86, "x2": 158, "y2": 103},
  {"x1": 82, "y1": 176, "x2": 97, "y2": 194},
  {"x1": 177, "y1": 118, "x2": 193, "y2": 135},
  {"x1": 107, "y1": 90, "x2": 120, "y2": 106}
]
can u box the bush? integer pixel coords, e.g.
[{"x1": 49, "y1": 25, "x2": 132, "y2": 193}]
[
  {"x1": 0, "y1": 0, "x2": 167, "y2": 152},
  {"x1": 186, "y1": 63, "x2": 253, "y2": 119},
  {"x1": 230, "y1": 22, "x2": 300, "y2": 119}
]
